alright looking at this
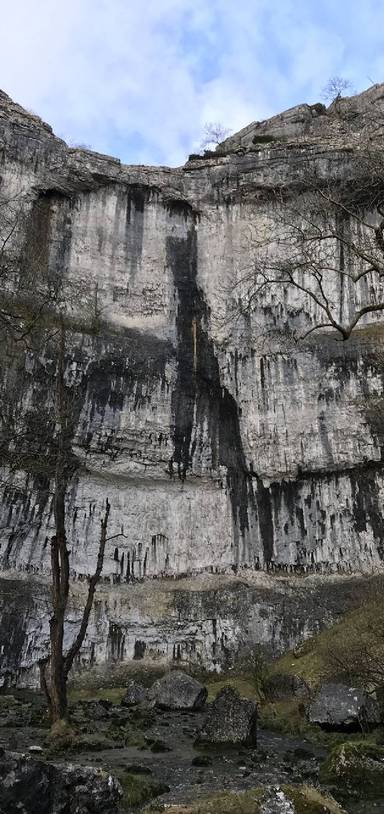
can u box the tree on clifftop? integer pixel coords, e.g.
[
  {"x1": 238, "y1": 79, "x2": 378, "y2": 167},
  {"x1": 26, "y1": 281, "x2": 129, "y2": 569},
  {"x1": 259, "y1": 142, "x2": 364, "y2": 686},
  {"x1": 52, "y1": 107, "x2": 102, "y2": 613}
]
[
  {"x1": 200, "y1": 121, "x2": 232, "y2": 151},
  {"x1": 321, "y1": 76, "x2": 353, "y2": 102},
  {"x1": 235, "y1": 144, "x2": 384, "y2": 341}
]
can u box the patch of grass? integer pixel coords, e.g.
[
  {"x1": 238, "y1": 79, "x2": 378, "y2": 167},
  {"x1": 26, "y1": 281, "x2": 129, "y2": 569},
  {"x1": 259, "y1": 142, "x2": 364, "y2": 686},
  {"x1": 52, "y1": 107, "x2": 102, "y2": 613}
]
[
  {"x1": 269, "y1": 591, "x2": 384, "y2": 690},
  {"x1": 205, "y1": 676, "x2": 258, "y2": 703},
  {"x1": 144, "y1": 788, "x2": 264, "y2": 814},
  {"x1": 47, "y1": 731, "x2": 117, "y2": 755},
  {"x1": 258, "y1": 697, "x2": 384, "y2": 746},
  {"x1": 68, "y1": 686, "x2": 126, "y2": 705},
  {"x1": 258, "y1": 698, "x2": 313, "y2": 737},
  {"x1": 117, "y1": 771, "x2": 169, "y2": 810},
  {"x1": 141, "y1": 786, "x2": 344, "y2": 814}
]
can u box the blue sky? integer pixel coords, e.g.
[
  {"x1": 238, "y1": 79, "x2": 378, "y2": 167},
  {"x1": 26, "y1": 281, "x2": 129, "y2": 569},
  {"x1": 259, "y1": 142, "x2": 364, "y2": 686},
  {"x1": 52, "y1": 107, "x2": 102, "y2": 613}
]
[{"x1": 1, "y1": 0, "x2": 383, "y2": 166}]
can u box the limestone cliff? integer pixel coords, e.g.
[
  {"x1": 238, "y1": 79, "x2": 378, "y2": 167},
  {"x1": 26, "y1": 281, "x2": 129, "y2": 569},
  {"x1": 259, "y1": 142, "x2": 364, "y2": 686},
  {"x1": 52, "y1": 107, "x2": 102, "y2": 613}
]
[{"x1": 1, "y1": 85, "x2": 384, "y2": 684}]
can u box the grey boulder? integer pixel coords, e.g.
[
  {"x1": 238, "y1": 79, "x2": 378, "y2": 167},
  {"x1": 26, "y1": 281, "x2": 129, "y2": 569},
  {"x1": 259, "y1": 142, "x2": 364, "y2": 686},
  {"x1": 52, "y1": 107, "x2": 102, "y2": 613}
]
[
  {"x1": 0, "y1": 749, "x2": 121, "y2": 814},
  {"x1": 121, "y1": 679, "x2": 147, "y2": 707},
  {"x1": 148, "y1": 671, "x2": 207, "y2": 710},
  {"x1": 198, "y1": 686, "x2": 257, "y2": 745},
  {"x1": 308, "y1": 682, "x2": 380, "y2": 730}
]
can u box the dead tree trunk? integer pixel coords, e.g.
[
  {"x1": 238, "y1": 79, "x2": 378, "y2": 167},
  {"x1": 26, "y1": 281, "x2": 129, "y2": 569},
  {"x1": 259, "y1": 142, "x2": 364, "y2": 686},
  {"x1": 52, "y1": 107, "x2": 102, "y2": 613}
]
[
  {"x1": 39, "y1": 321, "x2": 113, "y2": 728},
  {"x1": 63, "y1": 498, "x2": 111, "y2": 678},
  {"x1": 49, "y1": 318, "x2": 70, "y2": 725}
]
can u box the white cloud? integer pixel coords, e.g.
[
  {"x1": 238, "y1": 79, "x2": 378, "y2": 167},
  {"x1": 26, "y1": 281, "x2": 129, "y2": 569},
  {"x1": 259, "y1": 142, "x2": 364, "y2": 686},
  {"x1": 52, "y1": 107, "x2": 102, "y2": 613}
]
[{"x1": 0, "y1": 0, "x2": 382, "y2": 165}]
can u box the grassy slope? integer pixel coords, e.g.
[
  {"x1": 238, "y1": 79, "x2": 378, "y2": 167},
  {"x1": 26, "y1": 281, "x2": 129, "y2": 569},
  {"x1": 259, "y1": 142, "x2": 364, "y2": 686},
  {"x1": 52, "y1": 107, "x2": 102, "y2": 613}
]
[{"x1": 269, "y1": 593, "x2": 384, "y2": 688}]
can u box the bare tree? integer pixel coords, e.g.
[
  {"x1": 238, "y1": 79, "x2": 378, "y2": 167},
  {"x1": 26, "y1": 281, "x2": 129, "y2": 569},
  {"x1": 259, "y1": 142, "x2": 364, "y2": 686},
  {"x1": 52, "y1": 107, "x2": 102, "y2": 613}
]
[
  {"x1": 235, "y1": 146, "x2": 384, "y2": 341},
  {"x1": 321, "y1": 76, "x2": 353, "y2": 103},
  {"x1": 0, "y1": 188, "x2": 122, "y2": 728},
  {"x1": 0, "y1": 190, "x2": 65, "y2": 346},
  {"x1": 200, "y1": 121, "x2": 232, "y2": 151}
]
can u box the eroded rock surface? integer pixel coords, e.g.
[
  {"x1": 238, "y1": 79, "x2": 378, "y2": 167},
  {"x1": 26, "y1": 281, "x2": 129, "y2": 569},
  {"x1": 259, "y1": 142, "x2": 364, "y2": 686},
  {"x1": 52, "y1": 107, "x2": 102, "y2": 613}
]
[{"x1": 2, "y1": 86, "x2": 384, "y2": 679}]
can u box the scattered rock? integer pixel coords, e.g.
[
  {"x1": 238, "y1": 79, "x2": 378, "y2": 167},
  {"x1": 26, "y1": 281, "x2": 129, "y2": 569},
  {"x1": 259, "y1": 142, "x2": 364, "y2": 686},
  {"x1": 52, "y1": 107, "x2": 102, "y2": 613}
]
[
  {"x1": 265, "y1": 672, "x2": 310, "y2": 701},
  {"x1": 0, "y1": 750, "x2": 121, "y2": 813},
  {"x1": 148, "y1": 671, "x2": 207, "y2": 711},
  {"x1": 308, "y1": 683, "x2": 380, "y2": 731},
  {"x1": 124, "y1": 764, "x2": 152, "y2": 775},
  {"x1": 121, "y1": 680, "x2": 147, "y2": 707},
  {"x1": 150, "y1": 738, "x2": 172, "y2": 753},
  {"x1": 191, "y1": 755, "x2": 212, "y2": 767},
  {"x1": 198, "y1": 687, "x2": 257, "y2": 746}
]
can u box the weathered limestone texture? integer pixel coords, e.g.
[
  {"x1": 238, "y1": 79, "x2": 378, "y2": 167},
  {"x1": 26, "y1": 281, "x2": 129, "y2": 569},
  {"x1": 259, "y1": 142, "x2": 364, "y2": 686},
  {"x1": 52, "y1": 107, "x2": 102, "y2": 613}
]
[{"x1": 1, "y1": 86, "x2": 384, "y2": 681}]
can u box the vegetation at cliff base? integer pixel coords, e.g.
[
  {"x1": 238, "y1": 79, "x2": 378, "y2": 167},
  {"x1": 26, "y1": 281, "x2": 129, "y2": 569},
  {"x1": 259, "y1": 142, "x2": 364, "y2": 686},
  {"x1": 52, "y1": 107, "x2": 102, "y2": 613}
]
[{"x1": 269, "y1": 588, "x2": 384, "y2": 690}]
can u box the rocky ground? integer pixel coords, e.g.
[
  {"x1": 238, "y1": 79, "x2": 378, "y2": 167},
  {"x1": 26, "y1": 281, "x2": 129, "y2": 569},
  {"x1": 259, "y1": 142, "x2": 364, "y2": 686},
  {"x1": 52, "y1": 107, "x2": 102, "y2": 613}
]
[{"x1": 0, "y1": 674, "x2": 384, "y2": 813}]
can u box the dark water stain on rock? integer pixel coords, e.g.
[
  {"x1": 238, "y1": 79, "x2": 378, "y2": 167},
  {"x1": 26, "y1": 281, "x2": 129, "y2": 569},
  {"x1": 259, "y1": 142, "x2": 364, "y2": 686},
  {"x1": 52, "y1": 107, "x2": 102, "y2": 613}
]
[{"x1": 166, "y1": 227, "x2": 259, "y2": 563}]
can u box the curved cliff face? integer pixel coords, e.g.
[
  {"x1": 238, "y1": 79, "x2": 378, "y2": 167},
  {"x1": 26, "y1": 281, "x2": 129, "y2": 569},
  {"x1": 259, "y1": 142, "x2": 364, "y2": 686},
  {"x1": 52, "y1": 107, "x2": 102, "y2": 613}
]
[{"x1": 1, "y1": 86, "x2": 384, "y2": 681}]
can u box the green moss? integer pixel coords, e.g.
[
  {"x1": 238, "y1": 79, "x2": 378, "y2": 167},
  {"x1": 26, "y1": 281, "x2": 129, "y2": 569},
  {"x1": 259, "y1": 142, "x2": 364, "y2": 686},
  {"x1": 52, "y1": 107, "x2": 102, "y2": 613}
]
[
  {"x1": 205, "y1": 677, "x2": 259, "y2": 703},
  {"x1": 117, "y1": 772, "x2": 169, "y2": 810},
  {"x1": 320, "y1": 741, "x2": 384, "y2": 796},
  {"x1": 282, "y1": 785, "x2": 345, "y2": 813}
]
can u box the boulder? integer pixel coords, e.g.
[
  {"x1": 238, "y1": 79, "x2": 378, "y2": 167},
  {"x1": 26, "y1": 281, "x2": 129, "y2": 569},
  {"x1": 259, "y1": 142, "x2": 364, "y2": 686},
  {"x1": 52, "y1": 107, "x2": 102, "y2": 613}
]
[
  {"x1": 308, "y1": 682, "x2": 380, "y2": 731},
  {"x1": 148, "y1": 671, "x2": 207, "y2": 711},
  {"x1": 265, "y1": 672, "x2": 310, "y2": 701},
  {"x1": 121, "y1": 679, "x2": 147, "y2": 707},
  {"x1": 320, "y1": 741, "x2": 384, "y2": 797},
  {"x1": 198, "y1": 686, "x2": 257, "y2": 746},
  {"x1": 0, "y1": 749, "x2": 122, "y2": 814}
]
